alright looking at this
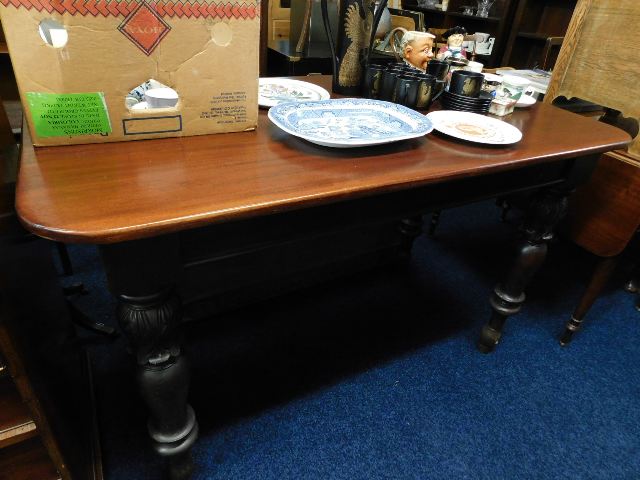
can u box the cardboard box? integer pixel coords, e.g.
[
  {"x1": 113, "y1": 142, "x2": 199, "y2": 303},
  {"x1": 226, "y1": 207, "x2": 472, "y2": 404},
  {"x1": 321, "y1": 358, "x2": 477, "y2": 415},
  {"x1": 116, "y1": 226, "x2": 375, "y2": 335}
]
[{"x1": 0, "y1": 0, "x2": 260, "y2": 146}]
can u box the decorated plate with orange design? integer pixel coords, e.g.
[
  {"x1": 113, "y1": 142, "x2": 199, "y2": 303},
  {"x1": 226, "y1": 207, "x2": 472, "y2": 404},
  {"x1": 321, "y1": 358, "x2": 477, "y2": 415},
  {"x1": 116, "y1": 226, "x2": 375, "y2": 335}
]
[{"x1": 426, "y1": 110, "x2": 522, "y2": 145}]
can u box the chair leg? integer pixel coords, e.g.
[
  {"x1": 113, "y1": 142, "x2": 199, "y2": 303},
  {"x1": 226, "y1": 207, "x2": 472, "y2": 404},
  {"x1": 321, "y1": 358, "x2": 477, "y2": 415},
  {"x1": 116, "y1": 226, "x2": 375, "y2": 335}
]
[
  {"x1": 66, "y1": 299, "x2": 117, "y2": 338},
  {"x1": 624, "y1": 255, "x2": 640, "y2": 293},
  {"x1": 624, "y1": 277, "x2": 638, "y2": 293},
  {"x1": 560, "y1": 256, "x2": 618, "y2": 346},
  {"x1": 55, "y1": 242, "x2": 74, "y2": 276},
  {"x1": 428, "y1": 211, "x2": 441, "y2": 237},
  {"x1": 624, "y1": 275, "x2": 640, "y2": 310},
  {"x1": 496, "y1": 197, "x2": 511, "y2": 222},
  {"x1": 55, "y1": 243, "x2": 118, "y2": 338}
]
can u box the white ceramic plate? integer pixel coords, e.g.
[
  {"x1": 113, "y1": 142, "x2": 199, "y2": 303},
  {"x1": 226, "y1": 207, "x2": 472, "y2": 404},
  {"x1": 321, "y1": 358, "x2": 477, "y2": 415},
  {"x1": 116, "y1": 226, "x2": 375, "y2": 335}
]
[
  {"x1": 268, "y1": 98, "x2": 434, "y2": 148},
  {"x1": 426, "y1": 110, "x2": 522, "y2": 145},
  {"x1": 515, "y1": 93, "x2": 536, "y2": 108},
  {"x1": 258, "y1": 78, "x2": 330, "y2": 108}
]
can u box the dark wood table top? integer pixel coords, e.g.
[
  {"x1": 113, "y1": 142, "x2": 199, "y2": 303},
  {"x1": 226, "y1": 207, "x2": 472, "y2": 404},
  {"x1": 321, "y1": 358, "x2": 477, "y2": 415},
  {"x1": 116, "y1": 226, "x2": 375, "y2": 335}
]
[{"x1": 16, "y1": 76, "x2": 630, "y2": 244}]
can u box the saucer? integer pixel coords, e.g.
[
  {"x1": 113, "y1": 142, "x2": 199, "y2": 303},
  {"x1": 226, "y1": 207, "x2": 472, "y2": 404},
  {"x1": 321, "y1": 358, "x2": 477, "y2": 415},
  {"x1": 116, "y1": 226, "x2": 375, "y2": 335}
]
[
  {"x1": 515, "y1": 94, "x2": 536, "y2": 108},
  {"x1": 444, "y1": 90, "x2": 493, "y2": 103},
  {"x1": 440, "y1": 100, "x2": 490, "y2": 114},
  {"x1": 426, "y1": 110, "x2": 522, "y2": 144},
  {"x1": 442, "y1": 91, "x2": 491, "y2": 114},
  {"x1": 442, "y1": 96, "x2": 492, "y2": 108}
]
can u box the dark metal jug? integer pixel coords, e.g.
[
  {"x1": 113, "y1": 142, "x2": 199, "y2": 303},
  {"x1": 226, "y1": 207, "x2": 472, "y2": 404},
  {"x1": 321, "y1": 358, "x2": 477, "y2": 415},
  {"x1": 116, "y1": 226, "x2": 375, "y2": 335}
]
[{"x1": 321, "y1": 0, "x2": 389, "y2": 95}]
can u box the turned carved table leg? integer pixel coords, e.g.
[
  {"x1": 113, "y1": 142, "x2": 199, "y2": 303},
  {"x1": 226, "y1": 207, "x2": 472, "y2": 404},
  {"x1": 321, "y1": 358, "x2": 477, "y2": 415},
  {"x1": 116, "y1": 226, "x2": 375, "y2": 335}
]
[
  {"x1": 560, "y1": 256, "x2": 618, "y2": 346},
  {"x1": 101, "y1": 236, "x2": 198, "y2": 479},
  {"x1": 398, "y1": 215, "x2": 423, "y2": 259},
  {"x1": 478, "y1": 188, "x2": 569, "y2": 353}
]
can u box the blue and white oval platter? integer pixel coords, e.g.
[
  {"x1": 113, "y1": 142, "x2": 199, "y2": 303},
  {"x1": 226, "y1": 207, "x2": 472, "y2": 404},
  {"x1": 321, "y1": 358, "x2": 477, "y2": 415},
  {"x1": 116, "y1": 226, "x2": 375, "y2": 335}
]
[{"x1": 268, "y1": 98, "x2": 434, "y2": 148}]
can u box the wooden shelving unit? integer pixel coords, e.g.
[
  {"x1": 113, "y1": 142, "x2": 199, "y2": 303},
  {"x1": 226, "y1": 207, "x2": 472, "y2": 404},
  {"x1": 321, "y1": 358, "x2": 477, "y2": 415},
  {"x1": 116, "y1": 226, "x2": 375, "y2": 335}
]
[
  {"x1": 447, "y1": 11, "x2": 501, "y2": 22},
  {"x1": 501, "y1": 0, "x2": 577, "y2": 69},
  {"x1": 401, "y1": 0, "x2": 518, "y2": 68},
  {"x1": 0, "y1": 325, "x2": 66, "y2": 480},
  {"x1": 516, "y1": 32, "x2": 552, "y2": 40},
  {"x1": 0, "y1": 377, "x2": 38, "y2": 450},
  {"x1": 0, "y1": 437, "x2": 62, "y2": 480}
]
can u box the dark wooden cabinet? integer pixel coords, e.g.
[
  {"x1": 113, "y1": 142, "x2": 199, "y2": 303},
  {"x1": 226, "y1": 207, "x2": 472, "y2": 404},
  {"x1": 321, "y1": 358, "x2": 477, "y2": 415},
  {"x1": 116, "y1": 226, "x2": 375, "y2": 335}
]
[
  {"x1": 501, "y1": 0, "x2": 577, "y2": 69},
  {"x1": 401, "y1": 0, "x2": 518, "y2": 68}
]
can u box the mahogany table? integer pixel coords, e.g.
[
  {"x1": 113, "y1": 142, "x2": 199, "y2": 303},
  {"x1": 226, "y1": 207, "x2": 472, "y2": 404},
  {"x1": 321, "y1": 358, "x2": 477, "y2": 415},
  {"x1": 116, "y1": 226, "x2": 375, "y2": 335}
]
[{"x1": 15, "y1": 76, "x2": 630, "y2": 477}]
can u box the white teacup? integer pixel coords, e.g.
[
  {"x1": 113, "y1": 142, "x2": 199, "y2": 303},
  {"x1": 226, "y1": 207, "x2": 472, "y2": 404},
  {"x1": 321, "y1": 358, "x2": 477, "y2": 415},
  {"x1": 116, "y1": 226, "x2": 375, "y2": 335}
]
[
  {"x1": 144, "y1": 87, "x2": 179, "y2": 108},
  {"x1": 474, "y1": 32, "x2": 490, "y2": 43},
  {"x1": 475, "y1": 37, "x2": 495, "y2": 55},
  {"x1": 496, "y1": 75, "x2": 531, "y2": 105}
]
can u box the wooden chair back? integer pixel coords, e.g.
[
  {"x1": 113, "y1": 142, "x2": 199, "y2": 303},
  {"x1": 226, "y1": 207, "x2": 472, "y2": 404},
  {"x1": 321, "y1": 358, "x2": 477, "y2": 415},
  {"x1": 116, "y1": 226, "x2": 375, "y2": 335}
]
[{"x1": 545, "y1": 0, "x2": 640, "y2": 159}]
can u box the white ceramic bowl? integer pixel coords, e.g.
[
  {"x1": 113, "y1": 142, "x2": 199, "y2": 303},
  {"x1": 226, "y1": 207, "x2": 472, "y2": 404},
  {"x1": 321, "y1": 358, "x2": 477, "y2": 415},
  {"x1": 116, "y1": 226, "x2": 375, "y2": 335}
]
[
  {"x1": 144, "y1": 87, "x2": 179, "y2": 108},
  {"x1": 130, "y1": 101, "x2": 149, "y2": 111}
]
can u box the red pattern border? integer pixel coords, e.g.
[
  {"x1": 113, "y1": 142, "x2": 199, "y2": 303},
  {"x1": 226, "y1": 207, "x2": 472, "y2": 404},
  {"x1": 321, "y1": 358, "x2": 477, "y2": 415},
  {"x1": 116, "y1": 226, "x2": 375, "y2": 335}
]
[{"x1": 0, "y1": 0, "x2": 259, "y2": 19}]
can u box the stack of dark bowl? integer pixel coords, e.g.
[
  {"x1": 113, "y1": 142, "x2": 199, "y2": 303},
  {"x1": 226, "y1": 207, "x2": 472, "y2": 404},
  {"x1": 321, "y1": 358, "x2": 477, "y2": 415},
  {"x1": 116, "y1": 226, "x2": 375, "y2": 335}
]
[{"x1": 441, "y1": 70, "x2": 492, "y2": 114}]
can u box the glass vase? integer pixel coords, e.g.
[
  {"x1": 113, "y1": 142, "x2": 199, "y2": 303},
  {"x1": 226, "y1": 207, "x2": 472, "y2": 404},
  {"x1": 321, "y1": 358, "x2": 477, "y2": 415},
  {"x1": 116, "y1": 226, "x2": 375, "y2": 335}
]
[{"x1": 476, "y1": 0, "x2": 494, "y2": 17}]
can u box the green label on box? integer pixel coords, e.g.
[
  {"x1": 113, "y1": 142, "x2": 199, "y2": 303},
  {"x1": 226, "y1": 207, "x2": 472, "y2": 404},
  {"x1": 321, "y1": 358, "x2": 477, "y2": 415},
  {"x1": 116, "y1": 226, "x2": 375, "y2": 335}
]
[{"x1": 26, "y1": 92, "x2": 112, "y2": 138}]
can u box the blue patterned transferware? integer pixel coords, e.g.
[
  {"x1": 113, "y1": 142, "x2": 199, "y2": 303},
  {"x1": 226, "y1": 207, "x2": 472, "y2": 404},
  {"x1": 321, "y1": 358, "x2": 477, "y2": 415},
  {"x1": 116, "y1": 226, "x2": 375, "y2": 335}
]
[
  {"x1": 258, "y1": 78, "x2": 330, "y2": 108},
  {"x1": 268, "y1": 98, "x2": 433, "y2": 148}
]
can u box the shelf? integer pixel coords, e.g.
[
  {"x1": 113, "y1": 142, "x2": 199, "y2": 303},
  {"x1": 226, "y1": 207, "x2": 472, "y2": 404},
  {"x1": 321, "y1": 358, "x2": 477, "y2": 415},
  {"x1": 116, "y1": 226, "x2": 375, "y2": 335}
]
[
  {"x1": 447, "y1": 12, "x2": 500, "y2": 22},
  {"x1": 0, "y1": 377, "x2": 37, "y2": 449},
  {"x1": 0, "y1": 436, "x2": 61, "y2": 480},
  {"x1": 415, "y1": 7, "x2": 446, "y2": 14},
  {"x1": 517, "y1": 32, "x2": 553, "y2": 41}
]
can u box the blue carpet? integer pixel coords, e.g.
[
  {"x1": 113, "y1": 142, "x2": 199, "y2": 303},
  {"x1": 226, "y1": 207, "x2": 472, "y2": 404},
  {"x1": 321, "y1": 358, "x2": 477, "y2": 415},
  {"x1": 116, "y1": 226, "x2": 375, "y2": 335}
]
[{"x1": 63, "y1": 200, "x2": 640, "y2": 480}]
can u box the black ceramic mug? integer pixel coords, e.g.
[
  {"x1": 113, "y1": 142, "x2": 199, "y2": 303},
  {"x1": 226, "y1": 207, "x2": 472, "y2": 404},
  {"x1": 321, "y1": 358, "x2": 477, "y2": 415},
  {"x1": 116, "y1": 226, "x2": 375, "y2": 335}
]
[
  {"x1": 426, "y1": 60, "x2": 449, "y2": 82},
  {"x1": 362, "y1": 64, "x2": 386, "y2": 99},
  {"x1": 413, "y1": 73, "x2": 443, "y2": 109},
  {"x1": 393, "y1": 74, "x2": 419, "y2": 107},
  {"x1": 449, "y1": 70, "x2": 484, "y2": 97},
  {"x1": 380, "y1": 68, "x2": 401, "y2": 101}
]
